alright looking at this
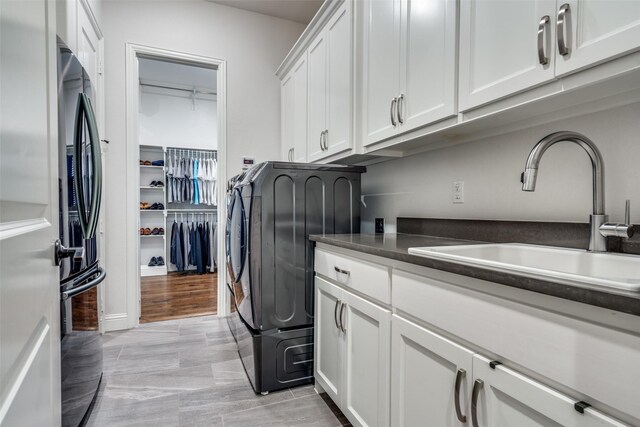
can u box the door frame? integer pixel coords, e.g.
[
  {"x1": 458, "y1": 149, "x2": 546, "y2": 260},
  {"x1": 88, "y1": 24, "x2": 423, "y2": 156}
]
[{"x1": 124, "y1": 43, "x2": 229, "y2": 329}]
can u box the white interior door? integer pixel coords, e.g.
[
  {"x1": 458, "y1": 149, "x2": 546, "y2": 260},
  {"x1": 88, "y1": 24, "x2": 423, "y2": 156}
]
[
  {"x1": 343, "y1": 290, "x2": 391, "y2": 427},
  {"x1": 399, "y1": 0, "x2": 457, "y2": 131},
  {"x1": 555, "y1": 0, "x2": 640, "y2": 76},
  {"x1": 459, "y1": 0, "x2": 557, "y2": 111},
  {"x1": 314, "y1": 277, "x2": 344, "y2": 404},
  {"x1": 362, "y1": 0, "x2": 402, "y2": 147},
  {"x1": 325, "y1": 2, "x2": 352, "y2": 157},
  {"x1": 307, "y1": 32, "x2": 328, "y2": 162},
  {"x1": 472, "y1": 354, "x2": 627, "y2": 427},
  {"x1": 391, "y1": 315, "x2": 473, "y2": 427},
  {"x1": 292, "y1": 54, "x2": 308, "y2": 163},
  {"x1": 0, "y1": 0, "x2": 61, "y2": 425}
]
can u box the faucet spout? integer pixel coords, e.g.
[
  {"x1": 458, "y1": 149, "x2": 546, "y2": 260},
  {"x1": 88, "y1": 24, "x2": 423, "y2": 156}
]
[{"x1": 521, "y1": 131, "x2": 605, "y2": 215}]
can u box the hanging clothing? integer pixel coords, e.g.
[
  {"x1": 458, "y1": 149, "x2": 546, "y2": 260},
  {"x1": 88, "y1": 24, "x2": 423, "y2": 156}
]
[
  {"x1": 170, "y1": 220, "x2": 184, "y2": 272},
  {"x1": 164, "y1": 149, "x2": 217, "y2": 206}
]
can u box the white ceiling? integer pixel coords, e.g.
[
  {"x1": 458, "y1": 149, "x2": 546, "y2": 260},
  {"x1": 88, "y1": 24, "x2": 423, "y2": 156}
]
[
  {"x1": 208, "y1": 0, "x2": 323, "y2": 24},
  {"x1": 139, "y1": 58, "x2": 217, "y2": 91}
]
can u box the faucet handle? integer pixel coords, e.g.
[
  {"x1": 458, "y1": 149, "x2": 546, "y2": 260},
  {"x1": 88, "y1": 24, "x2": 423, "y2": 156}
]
[
  {"x1": 599, "y1": 200, "x2": 634, "y2": 239},
  {"x1": 625, "y1": 199, "x2": 631, "y2": 225}
]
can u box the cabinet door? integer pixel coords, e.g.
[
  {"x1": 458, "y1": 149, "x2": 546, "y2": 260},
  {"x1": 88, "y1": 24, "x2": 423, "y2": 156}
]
[
  {"x1": 555, "y1": 0, "x2": 640, "y2": 76},
  {"x1": 78, "y1": 0, "x2": 100, "y2": 83},
  {"x1": 398, "y1": 0, "x2": 457, "y2": 132},
  {"x1": 472, "y1": 354, "x2": 628, "y2": 427},
  {"x1": 314, "y1": 277, "x2": 344, "y2": 403},
  {"x1": 292, "y1": 54, "x2": 308, "y2": 162},
  {"x1": 391, "y1": 315, "x2": 473, "y2": 427},
  {"x1": 342, "y1": 290, "x2": 391, "y2": 427},
  {"x1": 362, "y1": 0, "x2": 402, "y2": 147},
  {"x1": 281, "y1": 71, "x2": 294, "y2": 161},
  {"x1": 325, "y1": 2, "x2": 352, "y2": 158},
  {"x1": 459, "y1": 0, "x2": 556, "y2": 111},
  {"x1": 307, "y1": 33, "x2": 328, "y2": 162}
]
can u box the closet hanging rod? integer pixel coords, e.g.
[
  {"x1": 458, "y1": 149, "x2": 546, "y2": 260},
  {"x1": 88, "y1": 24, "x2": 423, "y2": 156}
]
[{"x1": 139, "y1": 82, "x2": 217, "y2": 96}]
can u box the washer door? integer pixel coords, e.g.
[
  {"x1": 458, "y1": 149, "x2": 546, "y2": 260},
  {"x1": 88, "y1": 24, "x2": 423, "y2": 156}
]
[{"x1": 226, "y1": 188, "x2": 246, "y2": 284}]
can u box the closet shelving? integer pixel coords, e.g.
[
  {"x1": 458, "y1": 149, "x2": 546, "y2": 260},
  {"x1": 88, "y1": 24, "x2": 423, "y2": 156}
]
[
  {"x1": 138, "y1": 145, "x2": 218, "y2": 277},
  {"x1": 139, "y1": 145, "x2": 168, "y2": 277}
]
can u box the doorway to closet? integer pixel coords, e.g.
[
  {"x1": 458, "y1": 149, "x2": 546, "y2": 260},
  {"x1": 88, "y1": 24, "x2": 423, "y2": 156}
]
[{"x1": 136, "y1": 56, "x2": 221, "y2": 324}]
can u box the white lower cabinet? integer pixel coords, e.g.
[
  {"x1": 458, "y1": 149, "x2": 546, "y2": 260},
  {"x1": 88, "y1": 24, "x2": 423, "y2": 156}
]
[
  {"x1": 314, "y1": 276, "x2": 391, "y2": 427},
  {"x1": 391, "y1": 315, "x2": 473, "y2": 427},
  {"x1": 472, "y1": 354, "x2": 627, "y2": 427}
]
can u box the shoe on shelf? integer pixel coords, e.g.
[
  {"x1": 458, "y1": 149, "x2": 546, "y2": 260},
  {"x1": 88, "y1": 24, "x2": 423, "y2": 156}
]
[
  {"x1": 156, "y1": 256, "x2": 165, "y2": 266},
  {"x1": 155, "y1": 181, "x2": 164, "y2": 187},
  {"x1": 143, "y1": 160, "x2": 151, "y2": 166},
  {"x1": 151, "y1": 227, "x2": 159, "y2": 235},
  {"x1": 149, "y1": 203, "x2": 164, "y2": 210},
  {"x1": 151, "y1": 160, "x2": 164, "y2": 166},
  {"x1": 139, "y1": 227, "x2": 145, "y2": 235},
  {"x1": 148, "y1": 257, "x2": 158, "y2": 267},
  {"x1": 158, "y1": 227, "x2": 164, "y2": 235},
  {"x1": 140, "y1": 202, "x2": 150, "y2": 210},
  {"x1": 143, "y1": 228, "x2": 151, "y2": 235},
  {"x1": 149, "y1": 181, "x2": 157, "y2": 187}
]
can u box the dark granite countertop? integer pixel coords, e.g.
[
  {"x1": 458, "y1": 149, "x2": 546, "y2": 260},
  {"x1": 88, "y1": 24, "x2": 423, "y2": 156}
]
[{"x1": 310, "y1": 233, "x2": 640, "y2": 317}]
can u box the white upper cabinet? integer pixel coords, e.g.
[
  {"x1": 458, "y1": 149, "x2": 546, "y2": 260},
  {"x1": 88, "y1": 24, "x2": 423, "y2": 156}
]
[
  {"x1": 78, "y1": 0, "x2": 100, "y2": 83},
  {"x1": 398, "y1": 0, "x2": 457, "y2": 132},
  {"x1": 363, "y1": 0, "x2": 457, "y2": 147},
  {"x1": 281, "y1": 71, "x2": 295, "y2": 161},
  {"x1": 307, "y1": 32, "x2": 328, "y2": 162},
  {"x1": 459, "y1": 0, "x2": 557, "y2": 111},
  {"x1": 555, "y1": 0, "x2": 640, "y2": 76},
  {"x1": 363, "y1": 0, "x2": 402, "y2": 146},
  {"x1": 281, "y1": 54, "x2": 308, "y2": 162},
  {"x1": 307, "y1": 1, "x2": 353, "y2": 162}
]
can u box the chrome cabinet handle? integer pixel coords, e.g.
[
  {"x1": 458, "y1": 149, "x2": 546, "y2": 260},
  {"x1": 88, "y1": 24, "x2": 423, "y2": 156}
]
[
  {"x1": 334, "y1": 299, "x2": 342, "y2": 330},
  {"x1": 390, "y1": 97, "x2": 398, "y2": 126},
  {"x1": 397, "y1": 94, "x2": 405, "y2": 124},
  {"x1": 557, "y1": 4, "x2": 570, "y2": 56},
  {"x1": 454, "y1": 368, "x2": 467, "y2": 423},
  {"x1": 319, "y1": 131, "x2": 324, "y2": 151},
  {"x1": 537, "y1": 15, "x2": 550, "y2": 65},
  {"x1": 334, "y1": 266, "x2": 350, "y2": 277},
  {"x1": 471, "y1": 379, "x2": 484, "y2": 427},
  {"x1": 323, "y1": 129, "x2": 329, "y2": 151},
  {"x1": 339, "y1": 302, "x2": 346, "y2": 332}
]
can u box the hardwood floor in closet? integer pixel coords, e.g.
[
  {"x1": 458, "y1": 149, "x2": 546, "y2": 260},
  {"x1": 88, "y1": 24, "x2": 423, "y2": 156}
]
[{"x1": 140, "y1": 272, "x2": 217, "y2": 323}]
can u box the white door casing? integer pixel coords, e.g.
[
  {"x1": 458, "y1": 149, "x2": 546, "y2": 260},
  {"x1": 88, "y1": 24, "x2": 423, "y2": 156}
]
[{"x1": 0, "y1": 0, "x2": 61, "y2": 424}]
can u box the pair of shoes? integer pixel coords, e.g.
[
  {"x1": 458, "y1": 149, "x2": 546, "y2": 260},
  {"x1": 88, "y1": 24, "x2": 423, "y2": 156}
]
[
  {"x1": 149, "y1": 203, "x2": 164, "y2": 210},
  {"x1": 140, "y1": 202, "x2": 150, "y2": 210},
  {"x1": 151, "y1": 160, "x2": 164, "y2": 166},
  {"x1": 151, "y1": 227, "x2": 164, "y2": 235},
  {"x1": 140, "y1": 227, "x2": 151, "y2": 235},
  {"x1": 149, "y1": 181, "x2": 164, "y2": 187},
  {"x1": 140, "y1": 160, "x2": 152, "y2": 166},
  {"x1": 148, "y1": 256, "x2": 165, "y2": 267}
]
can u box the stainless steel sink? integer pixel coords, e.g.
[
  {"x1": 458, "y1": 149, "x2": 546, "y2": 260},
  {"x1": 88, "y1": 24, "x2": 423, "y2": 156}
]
[{"x1": 408, "y1": 243, "x2": 640, "y2": 292}]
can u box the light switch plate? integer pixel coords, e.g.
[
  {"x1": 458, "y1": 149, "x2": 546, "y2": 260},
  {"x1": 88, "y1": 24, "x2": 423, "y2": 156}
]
[{"x1": 453, "y1": 181, "x2": 464, "y2": 204}]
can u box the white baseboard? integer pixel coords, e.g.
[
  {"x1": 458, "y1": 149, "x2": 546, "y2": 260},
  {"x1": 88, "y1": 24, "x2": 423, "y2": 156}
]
[{"x1": 103, "y1": 313, "x2": 132, "y2": 332}]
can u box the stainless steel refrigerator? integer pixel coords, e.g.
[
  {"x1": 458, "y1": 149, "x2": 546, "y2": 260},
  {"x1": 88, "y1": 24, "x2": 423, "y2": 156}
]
[{"x1": 57, "y1": 38, "x2": 106, "y2": 427}]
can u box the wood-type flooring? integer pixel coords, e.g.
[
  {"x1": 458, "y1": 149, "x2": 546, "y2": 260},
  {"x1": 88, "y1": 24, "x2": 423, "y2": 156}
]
[{"x1": 140, "y1": 272, "x2": 217, "y2": 323}]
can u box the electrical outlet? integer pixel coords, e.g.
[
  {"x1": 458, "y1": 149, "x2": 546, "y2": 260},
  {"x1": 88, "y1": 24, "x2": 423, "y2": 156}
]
[
  {"x1": 453, "y1": 181, "x2": 464, "y2": 204},
  {"x1": 375, "y1": 218, "x2": 385, "y2": 234}
]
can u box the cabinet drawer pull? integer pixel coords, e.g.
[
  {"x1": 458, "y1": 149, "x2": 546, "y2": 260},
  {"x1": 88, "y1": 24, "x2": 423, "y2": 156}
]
[
  {"x1": 319, "y1": 131, "x2": 324, "y2": 151},
  {"x1": 471, "y1": 379, "x2": 484, "y2": 427},
  {"x1": 334, "y1": 266, "x2": 350, "y2": 277},
  {"x1": 397, "y1": 94, "x2": 405, "y2": 124},
  {"x1": 390, "y1": 97, "x2": 398, "y2": 126},
  {"x1": 557, "y1": 3, "x2": 570, "y2": 56},
  {"x1": 339, "y1": 301, "x2": 347, "y2": 332},
  {"x1": 334, "y1": 299, "x2": 342, "y2": 330},
  {"x1": 454, "y1": 368, "x2": 467, "y2": 423},
  {"x1": 323, "y1": 129, "x2": 328, "y2": 151},
  {"x1": 537, "y1": 15, "x2": 550, "y2": 65}
]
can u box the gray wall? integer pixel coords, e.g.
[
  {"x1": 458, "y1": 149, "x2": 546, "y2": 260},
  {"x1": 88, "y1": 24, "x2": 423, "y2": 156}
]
[{"x1": 361, "y1": 102, "x2": 640, "y2": 234}]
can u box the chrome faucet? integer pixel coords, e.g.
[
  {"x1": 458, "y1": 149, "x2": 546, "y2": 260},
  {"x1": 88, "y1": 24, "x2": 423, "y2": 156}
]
[{"x1": 521, "y1": 131, "x2": 634, "y2": 252}]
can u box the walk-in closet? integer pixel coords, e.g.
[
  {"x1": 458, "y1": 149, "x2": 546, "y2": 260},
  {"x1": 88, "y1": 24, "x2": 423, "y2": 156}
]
[{"x1": 137, "y1": 57, "x2": 219, "y2": 323}]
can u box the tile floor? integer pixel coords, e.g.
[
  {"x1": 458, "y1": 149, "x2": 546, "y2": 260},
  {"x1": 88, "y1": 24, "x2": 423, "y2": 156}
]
[{"x1": 87, "y1": 315, "x2": 350, "y2": 427}]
